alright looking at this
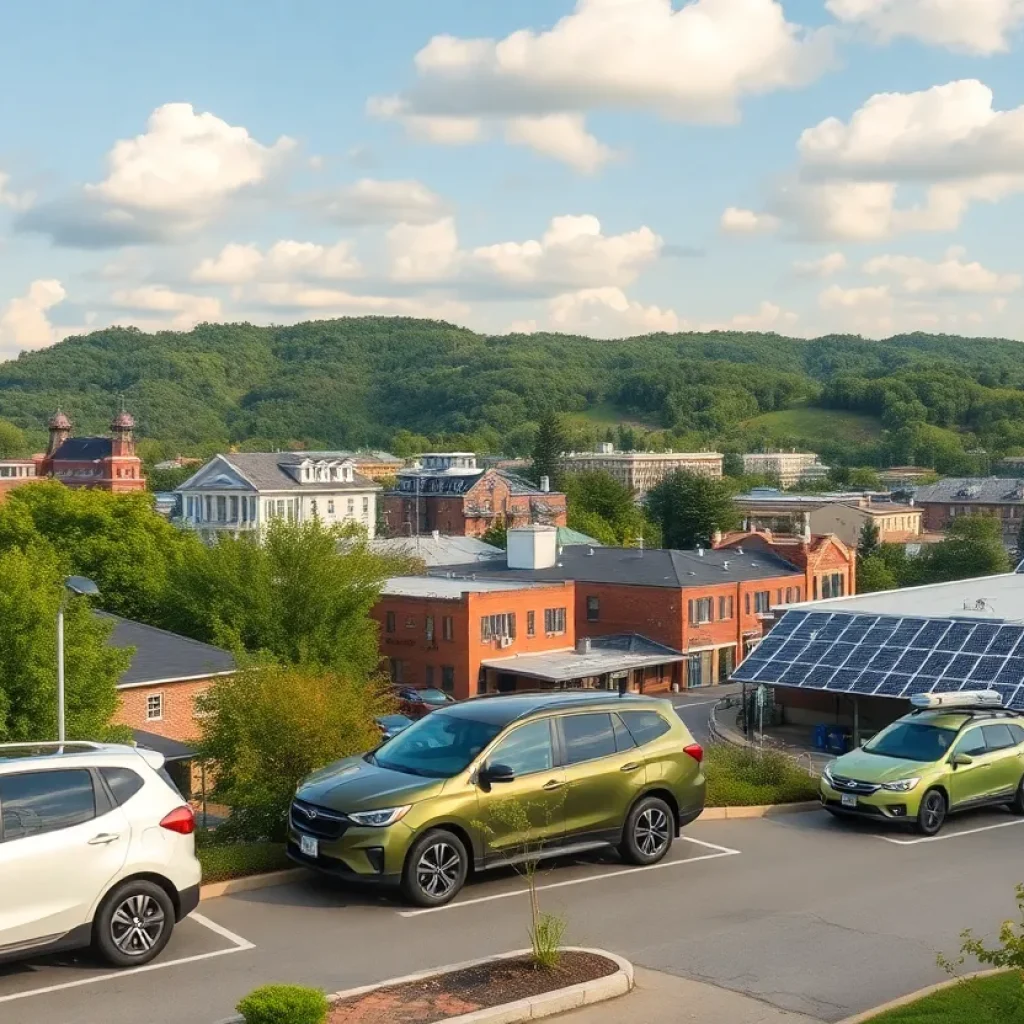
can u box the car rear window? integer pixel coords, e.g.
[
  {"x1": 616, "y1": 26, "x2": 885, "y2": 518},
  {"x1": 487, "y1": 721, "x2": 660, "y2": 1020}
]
[
  {"x1": 561, "y1": 713, "x2": 617, "y2": 764},
  {"x1": 982, "y1": 724, "x2": 1016, "y2": 751},
  {"x1": 620, "y1": 711, "x2": 672, "y2": 747},
  {"x1": 100, "y1": 767, "x2": 145, "y2": 806}
]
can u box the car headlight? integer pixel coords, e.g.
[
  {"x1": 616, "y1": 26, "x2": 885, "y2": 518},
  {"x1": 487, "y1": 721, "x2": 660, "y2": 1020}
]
[
  {"x1": 822, "y1": 762, "x2": 836, "y2": 785},
  {"x1": 348, "y1": 805, "x2": 411, "y2": 828},
  {"x1": 881, "y1": 777, "x2": 920, "y2": 793}
]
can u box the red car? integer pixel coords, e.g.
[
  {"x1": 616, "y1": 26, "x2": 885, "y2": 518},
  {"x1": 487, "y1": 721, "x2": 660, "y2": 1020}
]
[{"x1": 389, "y1": 686, "x2": 456, "y2": 720}]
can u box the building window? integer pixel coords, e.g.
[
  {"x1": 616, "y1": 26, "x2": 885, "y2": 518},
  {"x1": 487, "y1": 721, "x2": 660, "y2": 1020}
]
[
  {"x1": 425, "y1": 665, "x2": 434, "y2": 687},
  {"x1": 795, "y1": 587, "x2": 802, "y2": 602},
  {"x1": 389, "y1": 658, "x2": 403, "y2": 683},
  {"x1": 217, "y1": 496, "x2": 227, "y2": 522},
  {"x1": 754, "y1": 591, "x2": 770, "y2": 614},
  {"x1": 347, "y1": 498, "x2": 355, "y2": 516},
  {"x1": 544, "y1": 607, "x2": 567, "y2": 634},
  {"x1": 443, "y1": 616, "x2": 454, "y2": 641},
  {"x1": 785, "y1": 587, "x2": 793, "y2": 603},
  {"x1": 821, "y1": 573, "x2": 846, "y2": 600},
  {"x1": 744, "y1": 592, "x2": 751, "y2": 615},
  {"x1": 385, "y1": 611, "x2": 395, "y2": 633},
  {"x1": 718, "y1": 596, "x2": 734, "y2": 620},
  {"x1": 441, "y1": 665, "x2": 455, "y2": 694},
  {"x1": 425, "y1": 616, "x2": 435, "y2": 643},
  {"x1": 146, "y1": 694, "x2": 163, "y2": 721},
  {"x1": 277, "y1": 499, "x2": 286, "y2": 518},
  {"x1": 363, "y1": 496, "x2": 369, "y2": 514},
  {"x1": 586, "y1": 596, "x2": 600, "y2": 622},
  {"x1": 481, "y1": 613, "x2": 516, "y2": 641},
  {"x1": 527, "y1": 610, "x2": 536, "y2": 636},
  {"x1": 310, "y1": 499, "x2": 318, "y2": 518},
  {"x1": 327, "y1": 499, "x2": 335, "y2": 515},
  {"x1": 688, "y1": 598, "x2": 713, "y2": 625}
]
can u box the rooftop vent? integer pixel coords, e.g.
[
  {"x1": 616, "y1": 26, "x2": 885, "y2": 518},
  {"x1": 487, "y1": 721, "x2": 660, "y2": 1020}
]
[
  {"x1": 575, "y1": 637, "x2": 592, "y2": 655},
  {"x1": 722, "y1": 561, "x2": 730, "y2": 571}
]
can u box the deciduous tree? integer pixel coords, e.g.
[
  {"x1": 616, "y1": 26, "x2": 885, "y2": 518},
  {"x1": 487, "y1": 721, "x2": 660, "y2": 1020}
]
[{"x1": 646, "y1": 471, "x2": 739, "y2": 550}]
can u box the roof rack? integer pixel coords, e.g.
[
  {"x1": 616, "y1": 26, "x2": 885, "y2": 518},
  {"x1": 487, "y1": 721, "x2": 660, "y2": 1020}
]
[
  {"x1": 909, "y1": 707, "x2": 1021, "y2": 720},
  {"x1": 0, "y1": 741, "x2": 105, "y2": 751}
]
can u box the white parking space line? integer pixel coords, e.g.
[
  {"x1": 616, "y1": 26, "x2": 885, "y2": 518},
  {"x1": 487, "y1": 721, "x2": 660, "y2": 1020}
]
[
  {"x1": 398, "y1": 835, "x2": 740, "y2": 918},
  {"x1": 0, "y1": 912, "x2": 254, "y2": 1005},
  {"x1": 877, "y1": 818, "x2": 1024, "y2": 846}
]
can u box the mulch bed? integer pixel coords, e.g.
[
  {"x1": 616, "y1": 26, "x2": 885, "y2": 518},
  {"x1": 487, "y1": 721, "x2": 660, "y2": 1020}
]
[{"x1": 328, "y1": 951, "x2": 618, "y2": 1024}]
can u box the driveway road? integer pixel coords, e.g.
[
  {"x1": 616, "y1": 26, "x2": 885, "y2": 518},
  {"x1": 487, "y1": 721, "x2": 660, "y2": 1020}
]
[{"x1": 5, "y1": 806, "x2": 1024, "y2": 1024}]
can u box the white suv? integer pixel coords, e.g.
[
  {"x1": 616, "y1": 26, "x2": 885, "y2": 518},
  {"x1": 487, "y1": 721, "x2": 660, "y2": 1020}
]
[{"x1": 0, "y1": 741, "x2": 202, "y2": 967}]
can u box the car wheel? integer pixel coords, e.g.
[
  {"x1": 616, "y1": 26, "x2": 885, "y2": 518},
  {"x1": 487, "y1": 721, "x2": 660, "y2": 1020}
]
[
  {"x1": 620, "y1": 796, "x2": 675, "y2": 866},
  {"x1": 401, "y1": 829, "x2": 468, "y2": 908},
  {"x1": 1009, "y1": 776, "x2": 1024, "y2": 815},
  {"x1": 93, "y1": 879, "x2": 175, "y2": 967},
  {"x1": 915, "y1": 788, "x2": 947, "y2": 836}
]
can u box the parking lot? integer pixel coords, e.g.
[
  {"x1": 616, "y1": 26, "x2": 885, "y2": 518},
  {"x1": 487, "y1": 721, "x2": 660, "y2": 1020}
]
[{"x1": 6, "y1": 802, "x2": 1024, "y2": 1024}]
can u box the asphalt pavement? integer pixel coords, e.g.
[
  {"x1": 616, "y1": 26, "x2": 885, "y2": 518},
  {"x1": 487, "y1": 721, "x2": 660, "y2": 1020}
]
[{"x1": 5, "y1": 688, "x2": 1023, "y2": 1024}]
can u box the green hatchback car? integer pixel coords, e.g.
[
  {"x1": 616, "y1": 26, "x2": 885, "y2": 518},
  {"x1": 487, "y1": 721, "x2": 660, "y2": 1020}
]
[
  {"x1": 288, "y1": 692, "x2": 706, "y2": 906},
  {"x1": 821, "y1": 695, "x2": 1024, "y2": 836}
]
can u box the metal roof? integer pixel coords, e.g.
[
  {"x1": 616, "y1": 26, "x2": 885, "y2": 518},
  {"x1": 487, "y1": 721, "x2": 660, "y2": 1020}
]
[
  {"x1": 370, "y1": 536, "x2": 504, "y2": 567},
  {"x1": 380, "y1": 576, "x2": 558, "y2": 599},
  {"x1": 51, "y1": 437, "x2": 113, "y2": 461},
  {"x1": 914, "y1": 477, "x2": 1024, "y2": 505}
]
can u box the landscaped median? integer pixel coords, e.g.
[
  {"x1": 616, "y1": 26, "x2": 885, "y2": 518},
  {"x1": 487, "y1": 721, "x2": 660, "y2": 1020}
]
[
  {"x1": 838, "y1": 970, "x2": 1018, "y2": 1023},
  {"x1": 228, "y1": 949, "x2": 633, "y2": 1024},
  {"x1": 703, "y1": 743, "x2": 820, "y2": 809}
]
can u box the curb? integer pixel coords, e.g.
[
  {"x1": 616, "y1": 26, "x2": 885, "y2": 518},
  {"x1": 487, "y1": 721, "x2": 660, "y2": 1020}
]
[
  {"x1": 200, "y1": 868, "x2": 305, "y2": 901},
  {"x1": 835, "y1": 968, "x2": 1007, "y2": 1023},
  {"x1": 220, "y1": 948, "x2": 633, "y2": 1024},
  {"x1": 701, "y1": 801, "x2": 820, "y2": 820}
]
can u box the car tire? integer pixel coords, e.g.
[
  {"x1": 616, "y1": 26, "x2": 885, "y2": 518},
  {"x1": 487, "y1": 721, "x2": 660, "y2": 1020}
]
[
  {"x1": 1009, "y1": 776, "x2": 1024, "y2": 815},
  {"x1": 92, "y1": 879, "x2": 176, "y2": 967},
  {"x1": 401, "y1": 829, "x2": 469, "y2": 908},
  {"x1": 915, "y1": 788, "x2": 947, "y2": 836},
  {"x1": 620, "y1": 796, "x2": 675, "y2": 866}
]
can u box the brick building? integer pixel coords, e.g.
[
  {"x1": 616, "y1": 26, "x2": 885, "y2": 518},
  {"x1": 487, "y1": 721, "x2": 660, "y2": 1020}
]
[
  {"x1": 560, "y1": 443, "x2": 723, "y2": 499},
  {"x1": 0, "y1": 459, "x2": 38, "y2": 502},
  {"x1": 34, "y1": 408, "x2": 146, "y2": 493},
  {"x1": 383, "y1": 453, "x2": 566, "y2": 539},
  {"x1": 431, "y1": 526, "x2": 854, "y2": 689},
  {"x1": 913, "y1": 477, "x2": 1024, "y2": 549}
]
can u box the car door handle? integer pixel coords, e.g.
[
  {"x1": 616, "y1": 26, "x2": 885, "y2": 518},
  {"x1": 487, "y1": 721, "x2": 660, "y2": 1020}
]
[
  {"x1": 620, "y1": 762, "x2": 641, "y2": 772},
  {"x1": 88, "y1": 833, "x2": 121, "y2": 845},
  {"x1": 542, "y1": 779, "x2": 564, "y2": 791}
]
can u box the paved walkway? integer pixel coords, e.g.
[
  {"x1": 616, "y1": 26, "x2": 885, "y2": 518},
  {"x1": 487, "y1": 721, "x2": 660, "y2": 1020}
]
[{"x1": 559, "y1": 968, "x2": 827, "y2": 1024}]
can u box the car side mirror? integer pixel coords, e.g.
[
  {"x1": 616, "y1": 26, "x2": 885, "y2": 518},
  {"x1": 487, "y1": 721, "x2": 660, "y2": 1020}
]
[
  {"x1": 479, "y1": 763, "x2": 515, "y2": 785},
  {"x1": 951, "y1": 753, "x2": 973, "y2": 768}
]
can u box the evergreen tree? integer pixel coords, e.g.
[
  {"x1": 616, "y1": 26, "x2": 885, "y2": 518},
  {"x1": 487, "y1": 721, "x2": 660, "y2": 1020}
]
[
  {"x1": 531, "y1": 412, "x2": 568, "y2": 490},
  {"x1": 858, "y1": 519, "x2": 880, "y2": 559},
  {"x1": 646, "y1": 471, "x2": 740, "y2": 550}
]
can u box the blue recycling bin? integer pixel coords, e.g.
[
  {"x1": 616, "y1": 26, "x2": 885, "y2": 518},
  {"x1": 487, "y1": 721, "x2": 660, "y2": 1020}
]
[
  {"x1": 826, "y1": 726, "x2": 851, "y2": 754},
  {"x1": 813, "y1": 724, "x2": 829, "y2": 751}
]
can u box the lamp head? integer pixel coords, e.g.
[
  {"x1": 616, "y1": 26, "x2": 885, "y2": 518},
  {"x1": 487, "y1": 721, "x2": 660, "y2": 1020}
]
[{"x1": 64, "y1": 575, "x2": 100, "y2": 597}]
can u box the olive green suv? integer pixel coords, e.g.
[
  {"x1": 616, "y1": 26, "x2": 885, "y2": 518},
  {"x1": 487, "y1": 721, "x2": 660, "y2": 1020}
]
[
  {"x1": 288, "y1": 692, "x2": 706, "y2": 906},
  {"x1": 821, "y1": 694, "x2": 1024, "y2": 836}
]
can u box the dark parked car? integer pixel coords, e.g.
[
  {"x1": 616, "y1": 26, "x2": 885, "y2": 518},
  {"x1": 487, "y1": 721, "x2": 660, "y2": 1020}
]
[
  {"x1": 376, "y1": 714, "x2": 414, "y2": 740},
  {"x1": 390, "y1": 687, "x2": 456, "y2": 720}
]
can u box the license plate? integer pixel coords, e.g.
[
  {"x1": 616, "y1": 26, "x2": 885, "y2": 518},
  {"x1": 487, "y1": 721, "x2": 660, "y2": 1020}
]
[
  {"x1": 300, "y1": 834, "x2": 319, "y2": 858},
  {"x1": 841, "y1": 793, "x2": 858, "y2": 808}
]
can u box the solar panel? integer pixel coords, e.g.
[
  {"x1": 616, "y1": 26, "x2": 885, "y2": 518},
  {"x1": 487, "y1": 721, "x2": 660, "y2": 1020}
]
[{"x1": 729, "y1": 608, "x2": 1024, "y2": 713}]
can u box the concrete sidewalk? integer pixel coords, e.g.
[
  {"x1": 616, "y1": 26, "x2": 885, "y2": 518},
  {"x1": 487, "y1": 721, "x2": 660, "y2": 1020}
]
[{"x1": 558, "y1": 967, "x2": 828, "y2": 1024}]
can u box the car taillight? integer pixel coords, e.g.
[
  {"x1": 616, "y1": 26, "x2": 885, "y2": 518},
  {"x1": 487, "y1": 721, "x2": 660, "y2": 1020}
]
[
  {"x1": 683, "y1": 743, "x2": 704, "y2": 764},
  {"x1": 160, "y1": 805, "x2": 196, "y2": 835}
]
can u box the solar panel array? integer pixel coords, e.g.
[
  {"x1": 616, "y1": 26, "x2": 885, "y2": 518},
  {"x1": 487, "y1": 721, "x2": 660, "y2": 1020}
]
[{"x1": 733, "y1": 610, "x2": 1024, "y2": 711}]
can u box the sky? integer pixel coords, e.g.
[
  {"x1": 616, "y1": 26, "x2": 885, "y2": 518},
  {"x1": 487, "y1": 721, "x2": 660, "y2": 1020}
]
[{"x1": 1, "y1": 0, "x2": 1024, "y2": 359}]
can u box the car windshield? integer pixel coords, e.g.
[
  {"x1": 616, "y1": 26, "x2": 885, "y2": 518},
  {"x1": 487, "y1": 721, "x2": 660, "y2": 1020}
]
[
  {"x1": 863, "y1": 721, "x2": 957, "y2": 762},
  {"x1": 372, "y1": 712, "x2": 501, "y2": 778},
  {"x1": 418, "y1": 689, "x2": 451, "y2": 705}
]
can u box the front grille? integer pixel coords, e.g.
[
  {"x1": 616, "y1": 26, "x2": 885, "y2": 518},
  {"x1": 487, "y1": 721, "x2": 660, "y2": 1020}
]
[
  {"x1": 830, "y1": 774, "x2": 880, "y2": 796},
  {"x1": 290, "y1": 798, "x2": 350, "y2": 840}
]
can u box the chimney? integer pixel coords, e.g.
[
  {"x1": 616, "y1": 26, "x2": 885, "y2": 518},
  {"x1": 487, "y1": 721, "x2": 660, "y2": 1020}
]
[
  {"x1": 540, "y1": 475, "x2": 550, "y2": 493},
  {"x1": 506, "y1": 525, "x2": 559, "y2": 570},
  {"x1": 575, "y1": 637, "x2": 592, "y2": 655}
]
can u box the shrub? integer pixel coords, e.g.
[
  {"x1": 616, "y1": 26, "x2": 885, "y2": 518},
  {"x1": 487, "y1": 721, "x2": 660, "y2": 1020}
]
[
  {"x1": 196, "y1": 838, "x2": 289, "y2": 884},
  {"x1": 237, "y1": 984, "x2": 328, "y2": 1024},
  {"x1": 704, "y1": 744, "x2": 818, "y2": 807}
]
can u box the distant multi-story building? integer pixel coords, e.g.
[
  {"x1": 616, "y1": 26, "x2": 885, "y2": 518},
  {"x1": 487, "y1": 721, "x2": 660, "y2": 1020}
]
[
  {"x1": 382, "y1": 453, "x2": 567, "y2": 539},
  {"x1": 742, "y1": 451, "x2": 829, "y2": 488},
  {"x1": 0, "y1": 459, "x2": 38, "y2": 503},
  {"x1": 176, "y1": 451, "x2": 381, "y2": 541},
  {"x1": 343, "y1": 450, "x2": 405, "y2": 481},
  {"x1": 34, "y1": 408, "x2": 146, "y2": 493},
  {"x1": 560, "y1": 443, "x2": 723, "y2": 498},
  {"x1": 914, "y1": 477, "x2": 1024, "y2": 549}
]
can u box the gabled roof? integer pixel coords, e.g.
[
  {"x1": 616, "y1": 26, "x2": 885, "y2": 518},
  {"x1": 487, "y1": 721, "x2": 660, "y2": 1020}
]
[
  {"x1": 51, "y1": 437, "x2": 113, "y2": 461},
  {"x1": 177, "y1": 453, "x2": 380, "y2": 493}
]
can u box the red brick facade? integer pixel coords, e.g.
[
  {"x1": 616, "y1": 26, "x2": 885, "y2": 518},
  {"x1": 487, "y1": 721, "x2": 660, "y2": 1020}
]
[
  {"x1": 0, "y1": 460, "x2": 38, "y2": 503},
  {"x1": 113, "y1": 678, "x2": 214, "y2": 744},
  {"x1": 35, "y1": 409, "x2": 146, "y2": 493}
]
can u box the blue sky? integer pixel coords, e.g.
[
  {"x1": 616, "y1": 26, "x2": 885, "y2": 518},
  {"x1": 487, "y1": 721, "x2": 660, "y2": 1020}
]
[{"x1": 2, "y1": 0, "x2": 1023, "y2": 356}]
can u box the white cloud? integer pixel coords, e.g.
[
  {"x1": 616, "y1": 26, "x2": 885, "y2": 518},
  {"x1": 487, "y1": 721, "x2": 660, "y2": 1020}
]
[
  {"x1": 0, "y1": 172, "x2": 34, "y2": 211},
  {"x1": 548, "y1": 287, "x2": 681, "y2": 337},
  {"x1": 724, "y1": 301, "x2": 799, "y2": 331},
  {"x1": 316, "y1": 178, "x2": 446, "y2": 225},
  {"x1": 819, "y1": 283, "x2": 892, "y2": 310},
  {"x1": 504, "y1": 115, "x2": 614, "y2": 174},
  {"x1": 863, "y1": 248, "x2": 1022, "y2": 294},
  {"x1": 720, "y1": 206, "x2": 780, "y2": 234},
  {"x1": 793, "y1": 252, "x2": 847, "y2": 277},
  {"x1": 250, "y1": 282, "x2": 469, "y2": 322},
  {"x1": 372, "y1": 0, "x2": 833, "y2": 170},
  {"x1": 826, "y1": 0, "x2": 1024, "y2": 55},
  {"x1": 110, "y1": 285, "x2": 221, "y2": 329},
  {"x1": 387, "y1": 219, "x2": 461, "y2": 283},
  {"x1": 192, "y1": 240, "x2": 362, "y2": 285},
  {"x1": 0, "y1": 280, "x2": 67, "y2": 357}
]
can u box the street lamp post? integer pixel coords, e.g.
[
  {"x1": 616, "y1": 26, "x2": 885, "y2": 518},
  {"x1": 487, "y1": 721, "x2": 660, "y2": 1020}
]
[{"x1": 57, "y1": 575, "x2": 100, "y2": 743}]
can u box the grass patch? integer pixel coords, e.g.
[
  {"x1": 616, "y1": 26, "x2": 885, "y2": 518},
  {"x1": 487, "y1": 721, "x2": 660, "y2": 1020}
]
[
  {"x1": 704, "y1": 744, "x2": 820, "y2": 807},
  {"x1": 870, "y1": 972, "x2": 1022, "y2": 1023},
  {"x1": 197, "y1": 840, "x2": 290, "y2": 884},
  {"x1": 565, "y1": 401, "x2": 661, "y2": 431},
  {"x1": 742, "y1": 405, "x2": 883, "y2": 445}
]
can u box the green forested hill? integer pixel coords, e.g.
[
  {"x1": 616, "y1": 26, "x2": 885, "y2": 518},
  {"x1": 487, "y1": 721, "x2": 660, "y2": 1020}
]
[{"x1": 2, "y1": 318, "x2": 1024, "y2": 471}]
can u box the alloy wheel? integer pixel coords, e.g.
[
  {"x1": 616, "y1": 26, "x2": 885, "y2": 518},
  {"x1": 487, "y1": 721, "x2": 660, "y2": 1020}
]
[
  {"x1": 635, "y1": 807, "x2": 670, "y2": 857},
  {"x1": 922, "y1": 792, "x2": 945, "y2": 833},
  {"x1": 110, "y1": 894, "x2": 167, "y2": 956},
  {"x1": 416, "y1": 841, "x2": 461, "y2": 899}
]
